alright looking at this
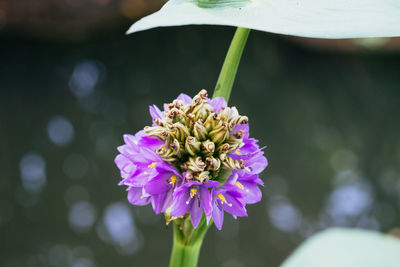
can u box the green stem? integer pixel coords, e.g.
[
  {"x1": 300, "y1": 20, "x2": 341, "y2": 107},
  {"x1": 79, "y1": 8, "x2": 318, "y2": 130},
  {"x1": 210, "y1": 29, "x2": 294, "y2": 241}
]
[
  {"x1": 169, "y1": 216, "x2": 211, "y2": 267},
  {"x1": 169, "y1": 27, "x2": 250, "y2": 267},
  {"x1": 213, "y1": 27, "x2": 251, "y2": 102}
]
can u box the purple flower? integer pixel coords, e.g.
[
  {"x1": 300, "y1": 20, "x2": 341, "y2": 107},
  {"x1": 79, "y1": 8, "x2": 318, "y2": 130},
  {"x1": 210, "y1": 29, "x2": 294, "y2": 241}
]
[
  {"x1": 210, "y1": 184, "x2": 247, "y2": 230},
  {"x1": 114, "y1": 90, "x2": 268, "y2": 229},
  {"x1": 227, "y1": 172, "x2": 264, "y2": 205},
  {"x1": 171, "y1": 180, "x2": 218, "y2": 228}
]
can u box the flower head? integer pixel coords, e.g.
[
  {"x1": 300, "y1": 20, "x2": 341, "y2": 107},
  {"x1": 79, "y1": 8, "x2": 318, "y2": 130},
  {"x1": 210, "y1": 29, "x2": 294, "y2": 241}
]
[{"x1": 115, "y1": 90, "x2": 268, "y2": 229}]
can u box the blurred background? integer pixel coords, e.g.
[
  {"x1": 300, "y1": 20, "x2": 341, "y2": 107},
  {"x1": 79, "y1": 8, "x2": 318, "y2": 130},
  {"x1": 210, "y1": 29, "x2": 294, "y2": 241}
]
[{"x1": 1, "y1": 1, "x2": 400, "y2": 267}]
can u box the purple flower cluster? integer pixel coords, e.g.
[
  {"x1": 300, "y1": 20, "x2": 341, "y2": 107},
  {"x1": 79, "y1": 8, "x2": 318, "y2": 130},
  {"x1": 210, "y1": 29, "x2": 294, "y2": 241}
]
[{"x1": 115, "y1": 90, "x2": 267, "y2": 229}]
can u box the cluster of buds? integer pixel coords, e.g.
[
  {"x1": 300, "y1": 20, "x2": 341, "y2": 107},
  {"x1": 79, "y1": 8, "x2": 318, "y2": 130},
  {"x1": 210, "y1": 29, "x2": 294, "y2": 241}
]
[{"x1": 144, "y1": 90, "x2": 249, "y2": 184}]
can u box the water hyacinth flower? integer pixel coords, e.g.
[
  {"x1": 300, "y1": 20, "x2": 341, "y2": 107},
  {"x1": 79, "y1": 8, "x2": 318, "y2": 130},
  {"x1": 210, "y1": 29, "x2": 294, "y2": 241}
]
[
  {"x1": 115, "y1": 89, "x2": 267, "y2": 230},
  {"x1": 127, "y1": 0, "x2": 400, "y2": 38}
]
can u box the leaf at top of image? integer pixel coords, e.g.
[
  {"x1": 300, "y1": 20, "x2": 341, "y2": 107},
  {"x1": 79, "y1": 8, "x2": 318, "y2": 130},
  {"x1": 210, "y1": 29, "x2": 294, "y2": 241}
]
[{"x1": 127, "y1": 0, "x2": 400, "y2": 39}]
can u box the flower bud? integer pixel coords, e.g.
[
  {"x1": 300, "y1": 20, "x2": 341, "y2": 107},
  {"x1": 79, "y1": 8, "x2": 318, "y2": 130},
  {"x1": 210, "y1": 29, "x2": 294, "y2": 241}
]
[
  {"x1": 156, "y1": 146, "x2": 177, "y2": 162},
  {"x1": 205, "y1": 156, "x2": 221, "y2": 171},
  {"x1": 193, "y1": 103, "x2": 213, "y2": 121},
  {"x1": 193, "y1": 121, "x2": 208, "y2": 141},
  {"x1": 216, "y1": 143, "x2": 230, "y2": 155},
  {"x1": 144, "y1": 126, "x2": 169, "y2": 140},
  {"x1": 172, "y1": 99, "x2": 184, "y2": 109},
  {"x1": 229, "y1": 115, "x2": 248, "y2": 131},
  {"x1": 187, "y1": 156, "x2": 206, "y2": 172},
  {"x1": 219, "y1": 153, "x2": 227, "y2": 161},
  {"x1": 229, "y1": 107, "x2": 240, "y2": 118},
  {"x1": 170, "y1": 139, "x2": 185, "y2": 157},
  {"x1": 196, "y1": 171, "x2": 210, "y2": 184},
  {"x1": 204, "y1": 113, "x2": 218, "y2": 132},
  {"x1": 166, "y1": 108, "x2": 182, "y2": 123},
  {"x1": 209, "y1": 122, "x2": 229, "y2": 144},
  {"x1": 218, "y1": 107, "x2": 231, "y2": 122},
  {"x1": 170, "y1": 122, "x2": 190, "y2": 142},
  {"x1": 153, "y1": 117, "x2": 166, "y2": 127},
  {"x1": 184, "y1": 170, "x2": 194, "y2": 182},
  {"x1": 233, "y1": 130, "x2": 245, "y2": 139},
  {"x1": 226, "y1": 135, "x2": 243, "y2": 153},
  {"x1": 222, "y1": 156, "x2": 244, "y2": 170},
  {"x1": 198, "y1": 89, "x2": 208, "y2": 99},
  {"x1": 185, "y1": 136, "x2": 201, "y2": 156},
  {"x1": 185, "y1": 113, "x2": 195, "y2": 129},
  {"x1": 192, "y1": 89, "x2": 208, "y2": 104},
  {"x1": 201, "y1": 140, "x2": 215, "y2": 156}
]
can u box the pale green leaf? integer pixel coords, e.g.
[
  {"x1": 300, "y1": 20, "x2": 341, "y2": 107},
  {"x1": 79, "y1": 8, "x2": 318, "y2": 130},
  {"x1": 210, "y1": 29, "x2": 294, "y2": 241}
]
[
  {"x1": 127, "y1": 0, "x2": 400, "y2": 38},
  {"x1": 281, "y1": 228, "x2": 400, "y2": 267}
]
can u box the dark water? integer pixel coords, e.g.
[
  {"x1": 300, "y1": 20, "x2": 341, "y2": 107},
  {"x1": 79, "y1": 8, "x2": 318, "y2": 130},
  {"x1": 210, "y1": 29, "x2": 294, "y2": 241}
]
[{"x1": 1, "y1": 26, "x2": 400, "y2": 267}]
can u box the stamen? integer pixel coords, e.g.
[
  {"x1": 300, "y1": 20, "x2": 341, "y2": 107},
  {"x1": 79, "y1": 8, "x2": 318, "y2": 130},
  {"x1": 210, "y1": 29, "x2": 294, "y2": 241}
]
[
  {"x1": 217, "y1": 194, "x2": 232, "y2": 207},
  {"x1": 148, "y1": 162, "x2": 156, "y2": 168},
  {"x1": 245, "y1": 166, "x2": 251, "y2": 172},
  {"x1": 190, "y1": 188, "x2": 198, "y2": 198},
  {"x1": 235, "y1": 181, "x2": 244, "y2": 190},
  {"x1": 186, "y1": 188, "x2": 198, "y2": 204},
  {"x1": 235, "y1": 149, "x2": 242, "y2": 156},
  {"x1": 169, "y1": 176, "x2": 177, "y2": 186}
]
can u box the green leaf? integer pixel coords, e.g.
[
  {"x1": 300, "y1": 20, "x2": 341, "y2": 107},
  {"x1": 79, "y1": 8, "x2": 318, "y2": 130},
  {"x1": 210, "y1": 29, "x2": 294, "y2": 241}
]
[
  {"x1": 281, "y1": 228, "x2": 400, "y2": 267},
  {"x1": 193, "y1": 0, "x2": 250, "y2": 8},
  {"x1": 127, "y1": 0, "x2": 400, "y2": 38}
]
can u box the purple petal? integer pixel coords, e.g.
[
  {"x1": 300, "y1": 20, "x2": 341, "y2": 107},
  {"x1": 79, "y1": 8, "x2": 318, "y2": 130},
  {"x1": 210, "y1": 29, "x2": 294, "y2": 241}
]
[
  {"x1": 209, "y1": 97, "x2": 227, "y2": 113},
  {"x1": 190, "y1": 198, "x2": 202, "y2": 228},
  {"x1": 115, "y1": 154, "x2": 137, "y2": 179},
  {"x1": 199, "y1": 187, "x2": 213, "y2": 217},
  {"x1": 239, "y1": 173, "x2": 264, "y2": 186},
  {"x1": 214, "y1": 186, "x2": 247, "y2": 217},
  {"x1": 117, "y1": 143, "x2": 137, "y2": 156},
  {"x1": 122, "y1": 134, "x2": 137, "y2": 147},
  {"x1": 128, "y1": 187, "x2": 150, "y2": 206},
  {"x1": 162, "y1": 189, "x2": 174, "y2": 211},
  {"x1": 248, "y1": 153, "x2": 268, "y2": 174},
  {"x1": 202, "y1": 180, "x2": 219, "y2": 188},
  {"x1": 151, "y1": 190, "x2": 173, "y2": 214},
  {"x1": 155, "y1": 162, "x2": 181, "y2": 177},
  {"x1": 171, "y1": 190, "x2": 191, "y2": 217},
  {"x1": 123, "y1": 168, "x2": 154, "y2": 187},
  {"x1": 138, "y1": 136, "x2": 164, "y2": 150},
  {"x1": 239, "y1": 181, "x2": 262, "y2": 204},
  {"x1": 149, "y1": 105, "x2": 164, "y2": 120},
  {"x1": 212, "y1": 201, "x2": 224, "y2": 230},
  {"x1": 144, "y1": 172, "x2": 172, "y2": 195},
  {"x1": 176, "y1": 93, "x2": 192, "y2": 105},
  {"x1": 223, "y1": 192, "x2": 248, "y2": 217}
]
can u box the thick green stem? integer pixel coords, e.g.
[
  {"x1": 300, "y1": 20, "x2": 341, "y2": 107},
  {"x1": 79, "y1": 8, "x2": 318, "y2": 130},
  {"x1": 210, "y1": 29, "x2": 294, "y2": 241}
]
[
  {"x1": 169, "y1": 27, "x2": 250, "y2": 267},
  {"x1": 169, "y1": 216, "x2": 210, "y2": 267},
  {"x1": 213, "y1": 27, "x2": 251, "y2": 102}
]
